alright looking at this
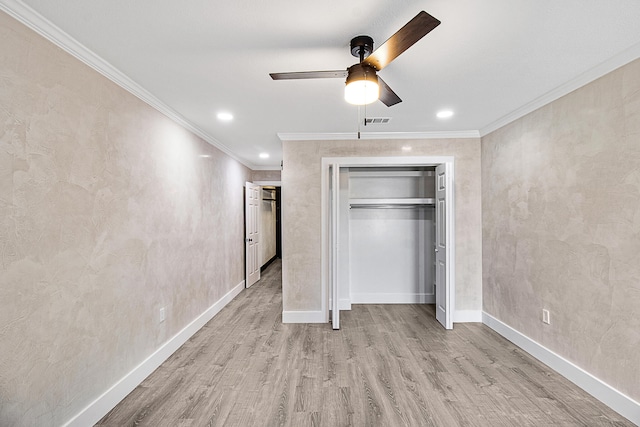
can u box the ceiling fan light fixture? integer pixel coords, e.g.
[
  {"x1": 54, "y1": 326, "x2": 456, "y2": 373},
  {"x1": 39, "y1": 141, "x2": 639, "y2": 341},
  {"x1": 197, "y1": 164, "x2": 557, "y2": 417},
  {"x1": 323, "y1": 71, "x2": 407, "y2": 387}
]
[{"x1": 344, "y1": 64, "x2": 379, "y2": 105}]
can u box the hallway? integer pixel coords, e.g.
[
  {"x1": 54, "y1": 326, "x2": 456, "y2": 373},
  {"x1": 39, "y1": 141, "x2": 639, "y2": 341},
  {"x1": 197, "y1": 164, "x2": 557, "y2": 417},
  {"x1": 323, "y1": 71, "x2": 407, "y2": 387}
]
[{"x1": 97, "y1": 260, "x2": 632, "y2": 426}]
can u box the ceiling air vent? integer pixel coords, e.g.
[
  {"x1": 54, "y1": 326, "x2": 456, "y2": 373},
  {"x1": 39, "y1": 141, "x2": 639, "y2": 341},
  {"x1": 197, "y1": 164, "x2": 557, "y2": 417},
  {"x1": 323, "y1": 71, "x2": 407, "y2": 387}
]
[{"x1": 364, "y1": 117, "x2": 391, "y2": 125}]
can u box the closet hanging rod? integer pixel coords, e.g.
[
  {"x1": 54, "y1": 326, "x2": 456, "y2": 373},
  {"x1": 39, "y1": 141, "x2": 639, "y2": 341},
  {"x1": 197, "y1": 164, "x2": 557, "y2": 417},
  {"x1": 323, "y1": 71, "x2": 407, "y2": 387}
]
[{"x1": 349, "y1": 204, "x2": 435, "y2": 209}]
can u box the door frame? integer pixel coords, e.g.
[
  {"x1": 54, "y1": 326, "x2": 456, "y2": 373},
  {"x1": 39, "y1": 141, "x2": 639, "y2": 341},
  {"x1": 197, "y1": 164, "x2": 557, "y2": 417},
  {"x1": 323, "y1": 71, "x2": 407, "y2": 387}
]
[{"x1": 320, "y1": 156, "x2": 455, "y2": 329}]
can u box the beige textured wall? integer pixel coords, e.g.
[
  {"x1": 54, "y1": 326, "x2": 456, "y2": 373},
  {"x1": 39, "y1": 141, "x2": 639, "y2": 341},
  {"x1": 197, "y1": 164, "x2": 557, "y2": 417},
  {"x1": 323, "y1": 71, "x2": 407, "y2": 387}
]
[
  {"x1": 0, "y1": 11, "x2": 250, "y2": 426},
  {"x1": 252, "y1": 169, "x2": 281, "y2": 182},
  {"x1": 281, "y1": 138, "x2": 482, "y2": 313},
  {"x1": 482, "y1": 58, "x2": 640, "y2": 401}
]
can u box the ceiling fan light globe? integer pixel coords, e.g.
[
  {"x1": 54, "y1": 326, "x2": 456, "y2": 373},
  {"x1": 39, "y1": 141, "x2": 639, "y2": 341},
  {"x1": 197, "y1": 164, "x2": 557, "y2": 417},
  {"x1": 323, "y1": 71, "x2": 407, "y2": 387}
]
[{"x1": 345, "y1": 80, "x2": 380, "y2": 105}]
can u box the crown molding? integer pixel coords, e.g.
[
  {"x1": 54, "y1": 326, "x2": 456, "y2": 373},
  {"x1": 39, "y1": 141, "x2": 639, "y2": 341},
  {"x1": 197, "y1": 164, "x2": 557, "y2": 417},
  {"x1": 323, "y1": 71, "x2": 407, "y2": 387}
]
[
  {"x1": 0, "y1": 0, "x2": 254, "y2": 170},
  {"x1": 480, "y1": 41, "x2": 640, "y2": 137},
  {"x1": 278, "y1": 130, "x2": 480, "y2": 141}
]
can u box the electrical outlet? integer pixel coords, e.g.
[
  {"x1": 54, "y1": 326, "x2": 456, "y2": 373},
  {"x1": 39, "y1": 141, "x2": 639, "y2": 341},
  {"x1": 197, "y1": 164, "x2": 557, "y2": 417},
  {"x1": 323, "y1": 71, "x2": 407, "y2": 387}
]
[
  {"x1": 159, "y1": 307, "x2": 166, "y2": 323},
  {"x1": 542, "y1": 309, "x2": 550, "y2": 324}
]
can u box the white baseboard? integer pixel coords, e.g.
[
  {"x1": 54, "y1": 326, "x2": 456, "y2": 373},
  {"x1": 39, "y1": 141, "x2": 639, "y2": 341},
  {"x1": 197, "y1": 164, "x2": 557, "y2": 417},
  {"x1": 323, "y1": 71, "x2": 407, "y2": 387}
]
[
  {"x1": 351, "y1": 293, "x2": 435, "y2": 304},
  {"x1": 282, "y1": 310, "x2": 326, "y2": 323},
  {"x1": 483, "y1": 312, "x2": 640, "y2": 425},
  {"x1": 454, "y1": 310, "x2": 483, "y2": 323},
  {"x1": 63, "y1": 280, "x2": 246, "y2": 427}
]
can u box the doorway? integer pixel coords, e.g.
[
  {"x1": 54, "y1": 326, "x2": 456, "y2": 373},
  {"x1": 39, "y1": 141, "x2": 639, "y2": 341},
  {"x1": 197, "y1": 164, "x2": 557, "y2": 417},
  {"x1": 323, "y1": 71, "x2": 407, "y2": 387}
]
[
  {"x1": 321, "y1": 156, "x2": 455, "y2": 330},
  {"x1": 244, "y1": 181, "x2": 282, "y2": 288},
  {"x1": 259, "y1": 185, "x2": 281, "y2": 268}
]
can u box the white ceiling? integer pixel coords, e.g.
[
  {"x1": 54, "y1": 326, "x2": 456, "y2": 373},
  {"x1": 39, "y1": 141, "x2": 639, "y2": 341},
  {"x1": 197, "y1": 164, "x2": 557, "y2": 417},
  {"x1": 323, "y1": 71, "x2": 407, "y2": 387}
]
[{"x1": 4, "y1": 0, "x2": 640, "y2": 168}]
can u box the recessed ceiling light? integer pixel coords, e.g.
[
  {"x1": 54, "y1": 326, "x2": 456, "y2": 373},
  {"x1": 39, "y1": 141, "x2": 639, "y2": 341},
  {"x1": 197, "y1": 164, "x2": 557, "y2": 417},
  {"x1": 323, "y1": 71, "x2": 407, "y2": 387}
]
[
  {"x1": 199, "y1": 154, "x2": 211, "y2": 158},
  {"x1": 217, "y1": 112, "x2": 233, "y2": 121},
  {"x1": 259, "y1": 153, "x2": 270, "y2": 159},
  {"x1": 402, "y1": 146, "x2": 412, "y2": 151},
  {"x1": 437, "y1": 110, "x2": 454, "y2": 119}
]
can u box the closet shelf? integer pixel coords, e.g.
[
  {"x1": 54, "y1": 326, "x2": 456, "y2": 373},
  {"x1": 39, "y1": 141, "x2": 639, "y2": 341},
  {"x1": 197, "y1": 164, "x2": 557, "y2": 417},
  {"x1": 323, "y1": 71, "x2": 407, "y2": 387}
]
[
  {"x1": 349, "y1": 198, "x2": 435, "y2": 209},
  {"x1": 349, "y1": 170, "x2": 435, "y2": 178},
  {"x1": 350, "y1": 198, "x2": 435, "y2": 204}
]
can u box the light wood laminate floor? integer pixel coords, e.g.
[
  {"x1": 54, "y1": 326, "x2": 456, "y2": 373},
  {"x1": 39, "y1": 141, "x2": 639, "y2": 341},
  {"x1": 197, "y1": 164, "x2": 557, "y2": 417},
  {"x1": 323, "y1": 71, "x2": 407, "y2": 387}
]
[{"x1": 97, "y1": 260, "x2": 633, "y2": 426}]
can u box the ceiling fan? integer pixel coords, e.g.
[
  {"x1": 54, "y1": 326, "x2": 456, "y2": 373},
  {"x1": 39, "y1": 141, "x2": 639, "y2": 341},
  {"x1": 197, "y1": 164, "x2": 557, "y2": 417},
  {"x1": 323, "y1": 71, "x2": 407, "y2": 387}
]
[{"x1": 269, "y1": 11, "x2": 441, "y2": 107}]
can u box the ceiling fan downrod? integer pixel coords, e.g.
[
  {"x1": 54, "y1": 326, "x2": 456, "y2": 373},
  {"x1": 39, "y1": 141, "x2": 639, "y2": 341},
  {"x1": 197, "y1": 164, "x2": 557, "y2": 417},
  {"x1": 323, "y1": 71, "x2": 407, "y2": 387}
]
[{"x1": 350, "y1": 35, "x2": 374, "y2": 64}]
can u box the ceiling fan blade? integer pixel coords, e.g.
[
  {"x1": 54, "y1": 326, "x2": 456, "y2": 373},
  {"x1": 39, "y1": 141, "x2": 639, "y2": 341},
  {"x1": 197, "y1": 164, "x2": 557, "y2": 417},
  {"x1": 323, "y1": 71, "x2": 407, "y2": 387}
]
[
  {"x1": 363, "y1": 11, "x2": 440, "y2": 71},
  {"x1": 270, "y1": 70, "x2": 347, "y2": 80},
  {"x1": 378, "y1": 77, "x2": 402, "y2": 106}
]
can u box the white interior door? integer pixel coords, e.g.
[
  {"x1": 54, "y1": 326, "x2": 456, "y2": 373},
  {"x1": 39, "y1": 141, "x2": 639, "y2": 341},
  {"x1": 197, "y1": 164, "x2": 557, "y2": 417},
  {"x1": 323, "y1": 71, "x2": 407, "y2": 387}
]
[
  {"x1": 435, "y1": 164, "x2": 452, "y2": 329},
  {"x1": 329, "y1": 164, "x2": 340, "y2": 329},
  {"x1": 245, "y1": 182, "x2": 261, "y2": 288}
]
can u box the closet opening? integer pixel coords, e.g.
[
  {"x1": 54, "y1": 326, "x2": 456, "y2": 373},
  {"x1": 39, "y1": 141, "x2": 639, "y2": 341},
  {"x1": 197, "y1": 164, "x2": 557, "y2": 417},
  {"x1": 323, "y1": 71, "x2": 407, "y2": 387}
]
[
  {"x1": 348, "y1": 166, "x2": 436, "y2": 304},
  {"x1": 260, "y1": 185, "x2": 281, "y2": 270},
  {"x1": 322, "y1": 156, "x2": 455, "y2": 330}
]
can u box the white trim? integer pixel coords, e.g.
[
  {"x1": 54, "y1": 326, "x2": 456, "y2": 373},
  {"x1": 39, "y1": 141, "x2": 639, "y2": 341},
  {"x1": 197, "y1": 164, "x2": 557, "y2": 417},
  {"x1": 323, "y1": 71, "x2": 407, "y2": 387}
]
[
  {"x1": 282, "y1": 310, "x2": 326, "y2": 323},
  {"x1": 63, "y1": 280, "x2": 245, "y2": 427},
  {"x1": 322, "y1": 156, "x2": 455, "y2": 167},
  {"x1": 480, "y1": 41, "x2": 640, "y2": 136},
  {"x1": 351, "y1": 293, "x2": 436, "y2": 304},
  {"x1": 445, "y1": 162, "x2": 455, "y2": 330},
  {"x1": 278, "y1": 131, "x2": 480, "y2": 141},
  {"x1": 327, "y1": 297, "x2": 352, "y2": 311},
  {"x1": 319, "y1": 162, "x2": 330, "y2": 324},
  {"x1": 483, "y1": 312, "x2": 640, "y2": 425},
  {"x1": 339, "y1": 298, "x2": 352, "y2": 311},
  {"x1": 0, "y1": 0, "x2": 255, "y2": 170},
  {"x1": 453, "y1": 310, "x2": 482, "y2": 323},
  {"x1": 330, "y1": 163, "x2": 340, "y2": 329}
]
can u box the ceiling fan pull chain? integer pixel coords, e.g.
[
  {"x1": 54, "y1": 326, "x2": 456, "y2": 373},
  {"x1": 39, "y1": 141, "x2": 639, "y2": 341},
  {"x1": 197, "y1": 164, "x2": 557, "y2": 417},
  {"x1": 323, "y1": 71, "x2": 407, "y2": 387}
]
[
  {"x1": 357, "y1": 105, "x2": 361, "y2": 139},
  {"x1": 364, "y1": 102, "x2": 367, "y2": 127}
]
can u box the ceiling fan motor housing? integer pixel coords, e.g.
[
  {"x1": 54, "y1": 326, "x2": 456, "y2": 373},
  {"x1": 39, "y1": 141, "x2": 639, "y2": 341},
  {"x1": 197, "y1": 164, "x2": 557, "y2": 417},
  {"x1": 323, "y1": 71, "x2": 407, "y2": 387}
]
[
  {"x1": 345, "y1": 63, "x2": 380, "y2": 105},
  {"x1": 346, "y1": 63, "x2": 378, "y2": 85}
]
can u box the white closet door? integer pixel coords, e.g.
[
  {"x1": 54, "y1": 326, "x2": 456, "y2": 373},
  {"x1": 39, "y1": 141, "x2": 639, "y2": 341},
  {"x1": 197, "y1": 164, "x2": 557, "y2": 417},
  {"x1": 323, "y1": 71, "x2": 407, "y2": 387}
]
[
  {"x1": 435, "y1": 164, "x2": 452, "y2": 329},
  {"x1": 329, "y1": 164, "x2": 340, "y2": 329}
]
